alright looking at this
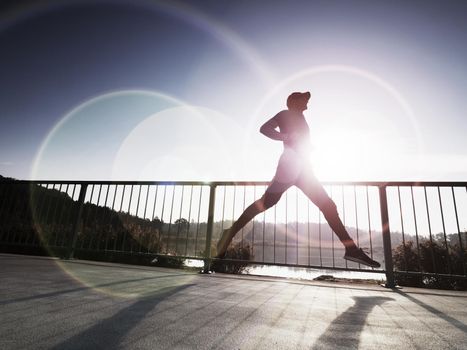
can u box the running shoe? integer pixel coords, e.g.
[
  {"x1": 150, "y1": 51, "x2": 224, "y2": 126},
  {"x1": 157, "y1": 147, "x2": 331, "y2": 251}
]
[{"x1": 344, "y1": 247, "x2": 381, "y2": 268}]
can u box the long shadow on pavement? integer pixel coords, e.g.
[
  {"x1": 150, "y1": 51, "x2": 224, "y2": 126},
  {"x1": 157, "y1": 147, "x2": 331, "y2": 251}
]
[
  {"x1": 51, "y1": 284, "x2": 195, "y2": 350},
  {"x1": 394, "y1": 289, "x2": 467, "y2": 333},
  {"x1": 312, "y1": 296, "x2": 393, "y2": 349}
]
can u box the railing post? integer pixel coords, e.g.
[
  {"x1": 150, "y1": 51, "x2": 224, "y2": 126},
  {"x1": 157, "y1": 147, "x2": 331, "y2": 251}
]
[
  {"x1": 67, "y1": 183, "x2": 87, "y2": 259},
  {"x1": 203, "y1": 183, "x2": 216, "y2": 273},
  {"x1": 379, "y1": 185, "x2": 395, "y2": 288}
]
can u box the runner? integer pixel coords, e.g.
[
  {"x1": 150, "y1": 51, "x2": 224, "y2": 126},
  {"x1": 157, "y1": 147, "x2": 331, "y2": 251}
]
[{"x1": 216, "y1": 91, "x2": 380, "y2": 268}]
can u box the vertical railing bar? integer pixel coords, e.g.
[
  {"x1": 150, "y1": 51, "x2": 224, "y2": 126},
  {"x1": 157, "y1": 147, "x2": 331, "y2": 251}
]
[
  {"x1": 410, "y1": 186, "x2": 423, "y2": 273},
  {"x1": 67, "y1": 185, "x2": 78, "y2": 248},
  {"x1": 47, "y1": 184, "x2": 58, "y2": 245},
  {"x1": 17, "y1": 183, "x2": 28, "y2": 244},
  {"x1": 285, "y1": 190, "x2": 288, "y2": 264},
  {"x1": 0, "y1": 183, "x2": 10, "y2": 219},
  {"x1": 105, "y1": 185, "x2": 118, "y2": 251},
  {"x1": 54, "y1": 184, "x2": 68, "y2": 248},
  {"x1": 148, "y1": 185, "x2": 159, "y2": 254},
  {"x1": 241, "y1": 185, "x2": 246, "y2": 250},
  {"x1": 135, "y1": 184, "x2": 142, "y2": 218},
  {"x1": 160, "y1": 185, "x2": 167, "y2": 252},
  {"x1": 354, "y1": 185, "x2": 360, "y2": 246},
  {"x1": 296, "y1": 187, "x2": 299, "y2": 265},
  {"x1": 232, "y1": 185, "x2": 236, "y2": 246},
  {"x1": 1, "y1": 184, "x2": 16, "y2": 243},
  {"x1": 423, "y1": 186, "x2": 436, "y2": 273},
  {"x1": 52, "y1": 184, "x2": 63, "y2": 247},
  {"x1": 9, "y1": 184, "x2": 22, "y2": 243},
  {"x1": 20, "y1": 184, "x2": 32, "y2": 245},
  {"x1": 262, "y1": 185, "x2": 266, "y2": 263},
  {"x1": 354, "y1": 185, "x2": 360, "y2": 269},
  {"x1": 330, "y1": 186, "x2": 334, "y2": 268},
  {"x1": 379, "y1": 185, "x2": 395, "y2": 288},
  {"x1": 126, "y1": 185, "x2": 134, "y2": 252},
  {"x1": 19, "y1": 184, "x2": 31, "y2": 245},
  {"x1": 59, "y1": 184, "x2": 75, "y2": 248},
  {"x1": 318, "y1": 210, "x2": 322, "y2": 267},
  {"x1": 127, "y1": 185, "x2": 134, "y2": 214},
  {"x1": 42, "y1": 184, "x2": 54, "y2": 245},
  {"x1": 437, "y1": 186, "x2": 452, "y2": 274},
  {"x1": 166, "y1": 185, "x2": 176, "y2": 253},
  {"x1": 98, "y1": 184, "x2": 110, "y2": 250},
  {"x1": 220, "y1": 185, "x2": 226, "y2": 233},
  {"x1": 134, "y1": 185, "x2": 142, "y2": 252},
  {"x1": 67, "y1": 183, "x2": 88, "y2": 259},
  {"x1": 185, "y1": 185, "x2": 194, "y2": 256},
  {"x1": 32, "y1": 184, "x2": 47, "y2": 247},
  {"x1": 307, "y1": 197, "x2": 310, "y2": 267},
  {"x1": 273, "y1": 203, "x2": 276, "y2": 264},
  {"x1": 23, "y1": 184, "x2": 35, "y2": 246},
  {"x1": 138, "y1": 185, "x2": 150, "y2": 253},
  {"x1": 143, "y1": 185, "x2": 150, "y2": 219},
  {"x1": 342, "y1": 185, "x2": 348, "y2": 268},
  {"x1": 194, "y1": 186, "x2": 203, "y2": 256},
  {"x1": 17, "y1": 184, "x2": 29, "y2": 245},
  {"x1": 451, "y1": 186, "x2": 466, "y2": 275},
  {"x1": 89, "y1": 185, "x2": 102, "y2": 250},
  {"x1": 175, "y1": 185, "x2": 185, "y2": 255},
  {"x1": 38, "y1": 184, "x2": 51, "y2": 240},
  {"x1": 252, "y1": 185, "x2": 256, "y2": 258},
  {"x1": 4, "y1": 183, "x2": 19, "y2": 243},
  {"x1": 24, "y1": 184, "x2": 36, "y2": 246},
  {"x1": 119, "y1": 185, "x2": 127, "y2": 252},
  {"x1": 203, "y1": 184, "x2": 216, "y2": 272},
  {"x1": 366, "y1": 186, "x2": 374, "y2": 260},
  {"x1": 67, "y1": 183, "x2": 87, "y2": 259},
  {"x1": 397, "y1": 186, "x2": 408, "y2": 271},
  {"x1": 0, "y1": 185, "x2": 12, "y2": 239},
  {"x1": 7, "y1": 184, "x2": 19, "y2": 244},
  {"x1": 81, "y1": 184, "x2": 94, "y2": 249},
  {"x1": 151, "y1": 185, "x2": 159, "y2": 220},
  {"x1": 0, "y1": 184, "x2": 10, "y2": 242}
]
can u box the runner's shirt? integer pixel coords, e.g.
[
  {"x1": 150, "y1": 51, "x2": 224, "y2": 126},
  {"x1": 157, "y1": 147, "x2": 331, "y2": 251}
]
[{"x1": 271, "y1": 109, "x2": 311, "y2": 158}]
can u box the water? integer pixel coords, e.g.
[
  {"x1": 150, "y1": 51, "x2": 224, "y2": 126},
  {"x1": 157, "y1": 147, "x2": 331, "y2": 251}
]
[{"x1": 185, "y1": 259, "x2": 386, "y2": 282}]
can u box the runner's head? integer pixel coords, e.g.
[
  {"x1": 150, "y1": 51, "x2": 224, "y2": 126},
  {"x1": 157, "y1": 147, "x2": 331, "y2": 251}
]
[{"x1": 287, "y1": 91, "x2": 311, "y2": 112}]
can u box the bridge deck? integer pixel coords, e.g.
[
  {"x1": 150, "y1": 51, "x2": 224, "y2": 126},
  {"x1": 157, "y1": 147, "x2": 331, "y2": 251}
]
[{"x1": 0, "y1": 254, "x2": 466, "y2": 349}]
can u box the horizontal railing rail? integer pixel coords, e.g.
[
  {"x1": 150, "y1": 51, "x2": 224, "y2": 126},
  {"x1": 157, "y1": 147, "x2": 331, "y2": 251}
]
[{"x1": 1, "y1": 179, "x2": 466, "y2": 288}]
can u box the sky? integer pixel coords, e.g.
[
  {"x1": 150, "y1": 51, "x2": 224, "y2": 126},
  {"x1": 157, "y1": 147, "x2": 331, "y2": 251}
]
[{"x1": 1, "y1": 0, "x2": 467, "y2": 182}]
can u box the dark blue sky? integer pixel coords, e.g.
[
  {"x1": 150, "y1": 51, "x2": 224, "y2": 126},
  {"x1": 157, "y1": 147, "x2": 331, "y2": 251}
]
[{"x1": 1, "y1": 0, "x2": 467, "y2": 180}]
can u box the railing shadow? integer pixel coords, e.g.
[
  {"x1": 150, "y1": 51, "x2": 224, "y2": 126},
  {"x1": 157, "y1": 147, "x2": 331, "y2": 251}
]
[
  {"x1": 394, "y1": 289, "x2": 467, "y2": 333},
  {"x1": 312, "y1": 296, "x2": 393, "y2": 349},
  {"x1": 51, "y1": 284, "x2": 195, "y2": 350}
]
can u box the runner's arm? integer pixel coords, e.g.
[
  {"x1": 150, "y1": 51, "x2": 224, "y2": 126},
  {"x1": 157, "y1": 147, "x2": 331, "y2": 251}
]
[{"x1": 260, "y1": 118, "x2": 288, "y2": 141}]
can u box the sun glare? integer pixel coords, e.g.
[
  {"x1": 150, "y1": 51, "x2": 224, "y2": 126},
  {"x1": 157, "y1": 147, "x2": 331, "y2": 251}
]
[{"x1": 311, "y1": 129, "x2": 384, "y2": 181}]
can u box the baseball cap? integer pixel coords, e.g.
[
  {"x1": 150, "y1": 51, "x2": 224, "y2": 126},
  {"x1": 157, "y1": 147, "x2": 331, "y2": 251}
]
[{"x1": 286, "y1": 91, "x2": 311, "y2": 108}]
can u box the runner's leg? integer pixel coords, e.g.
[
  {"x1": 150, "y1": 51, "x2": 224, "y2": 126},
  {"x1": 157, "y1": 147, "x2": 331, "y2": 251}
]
[
  {"x1": 216, "y1": 180, "x2": 291, "y2": 257},
  {"x1": 296, "y1": 169, "x2": 380, "y2": 267},
  {"x1": 296, "y1": 171, "x2": 356, "y2": 249}
]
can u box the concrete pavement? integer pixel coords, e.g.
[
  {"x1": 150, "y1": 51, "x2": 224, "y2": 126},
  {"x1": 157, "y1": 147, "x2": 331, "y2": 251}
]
[{"x1": 0, "y1": 253, "x2": 466, "y2": 349}]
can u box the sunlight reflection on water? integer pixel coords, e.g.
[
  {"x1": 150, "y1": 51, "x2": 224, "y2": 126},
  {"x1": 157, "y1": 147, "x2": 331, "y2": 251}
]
[{"x1": 185, "y1": 259, "x2": 385, "y2": 281}]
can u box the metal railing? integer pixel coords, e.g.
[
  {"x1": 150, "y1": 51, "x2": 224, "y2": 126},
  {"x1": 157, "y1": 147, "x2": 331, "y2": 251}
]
[{"x1": 1, "y1": 179, "x2": 466, "y2": 287}]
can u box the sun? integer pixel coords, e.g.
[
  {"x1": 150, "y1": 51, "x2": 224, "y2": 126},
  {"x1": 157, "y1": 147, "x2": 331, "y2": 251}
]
[{"x1": 311, "y1": 129, "x2": 381, "y2": 181}]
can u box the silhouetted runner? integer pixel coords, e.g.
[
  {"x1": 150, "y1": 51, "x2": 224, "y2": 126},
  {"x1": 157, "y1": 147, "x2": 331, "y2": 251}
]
[{"x1": 216, "y1": 91, "x2": 380, "y2": 268}]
